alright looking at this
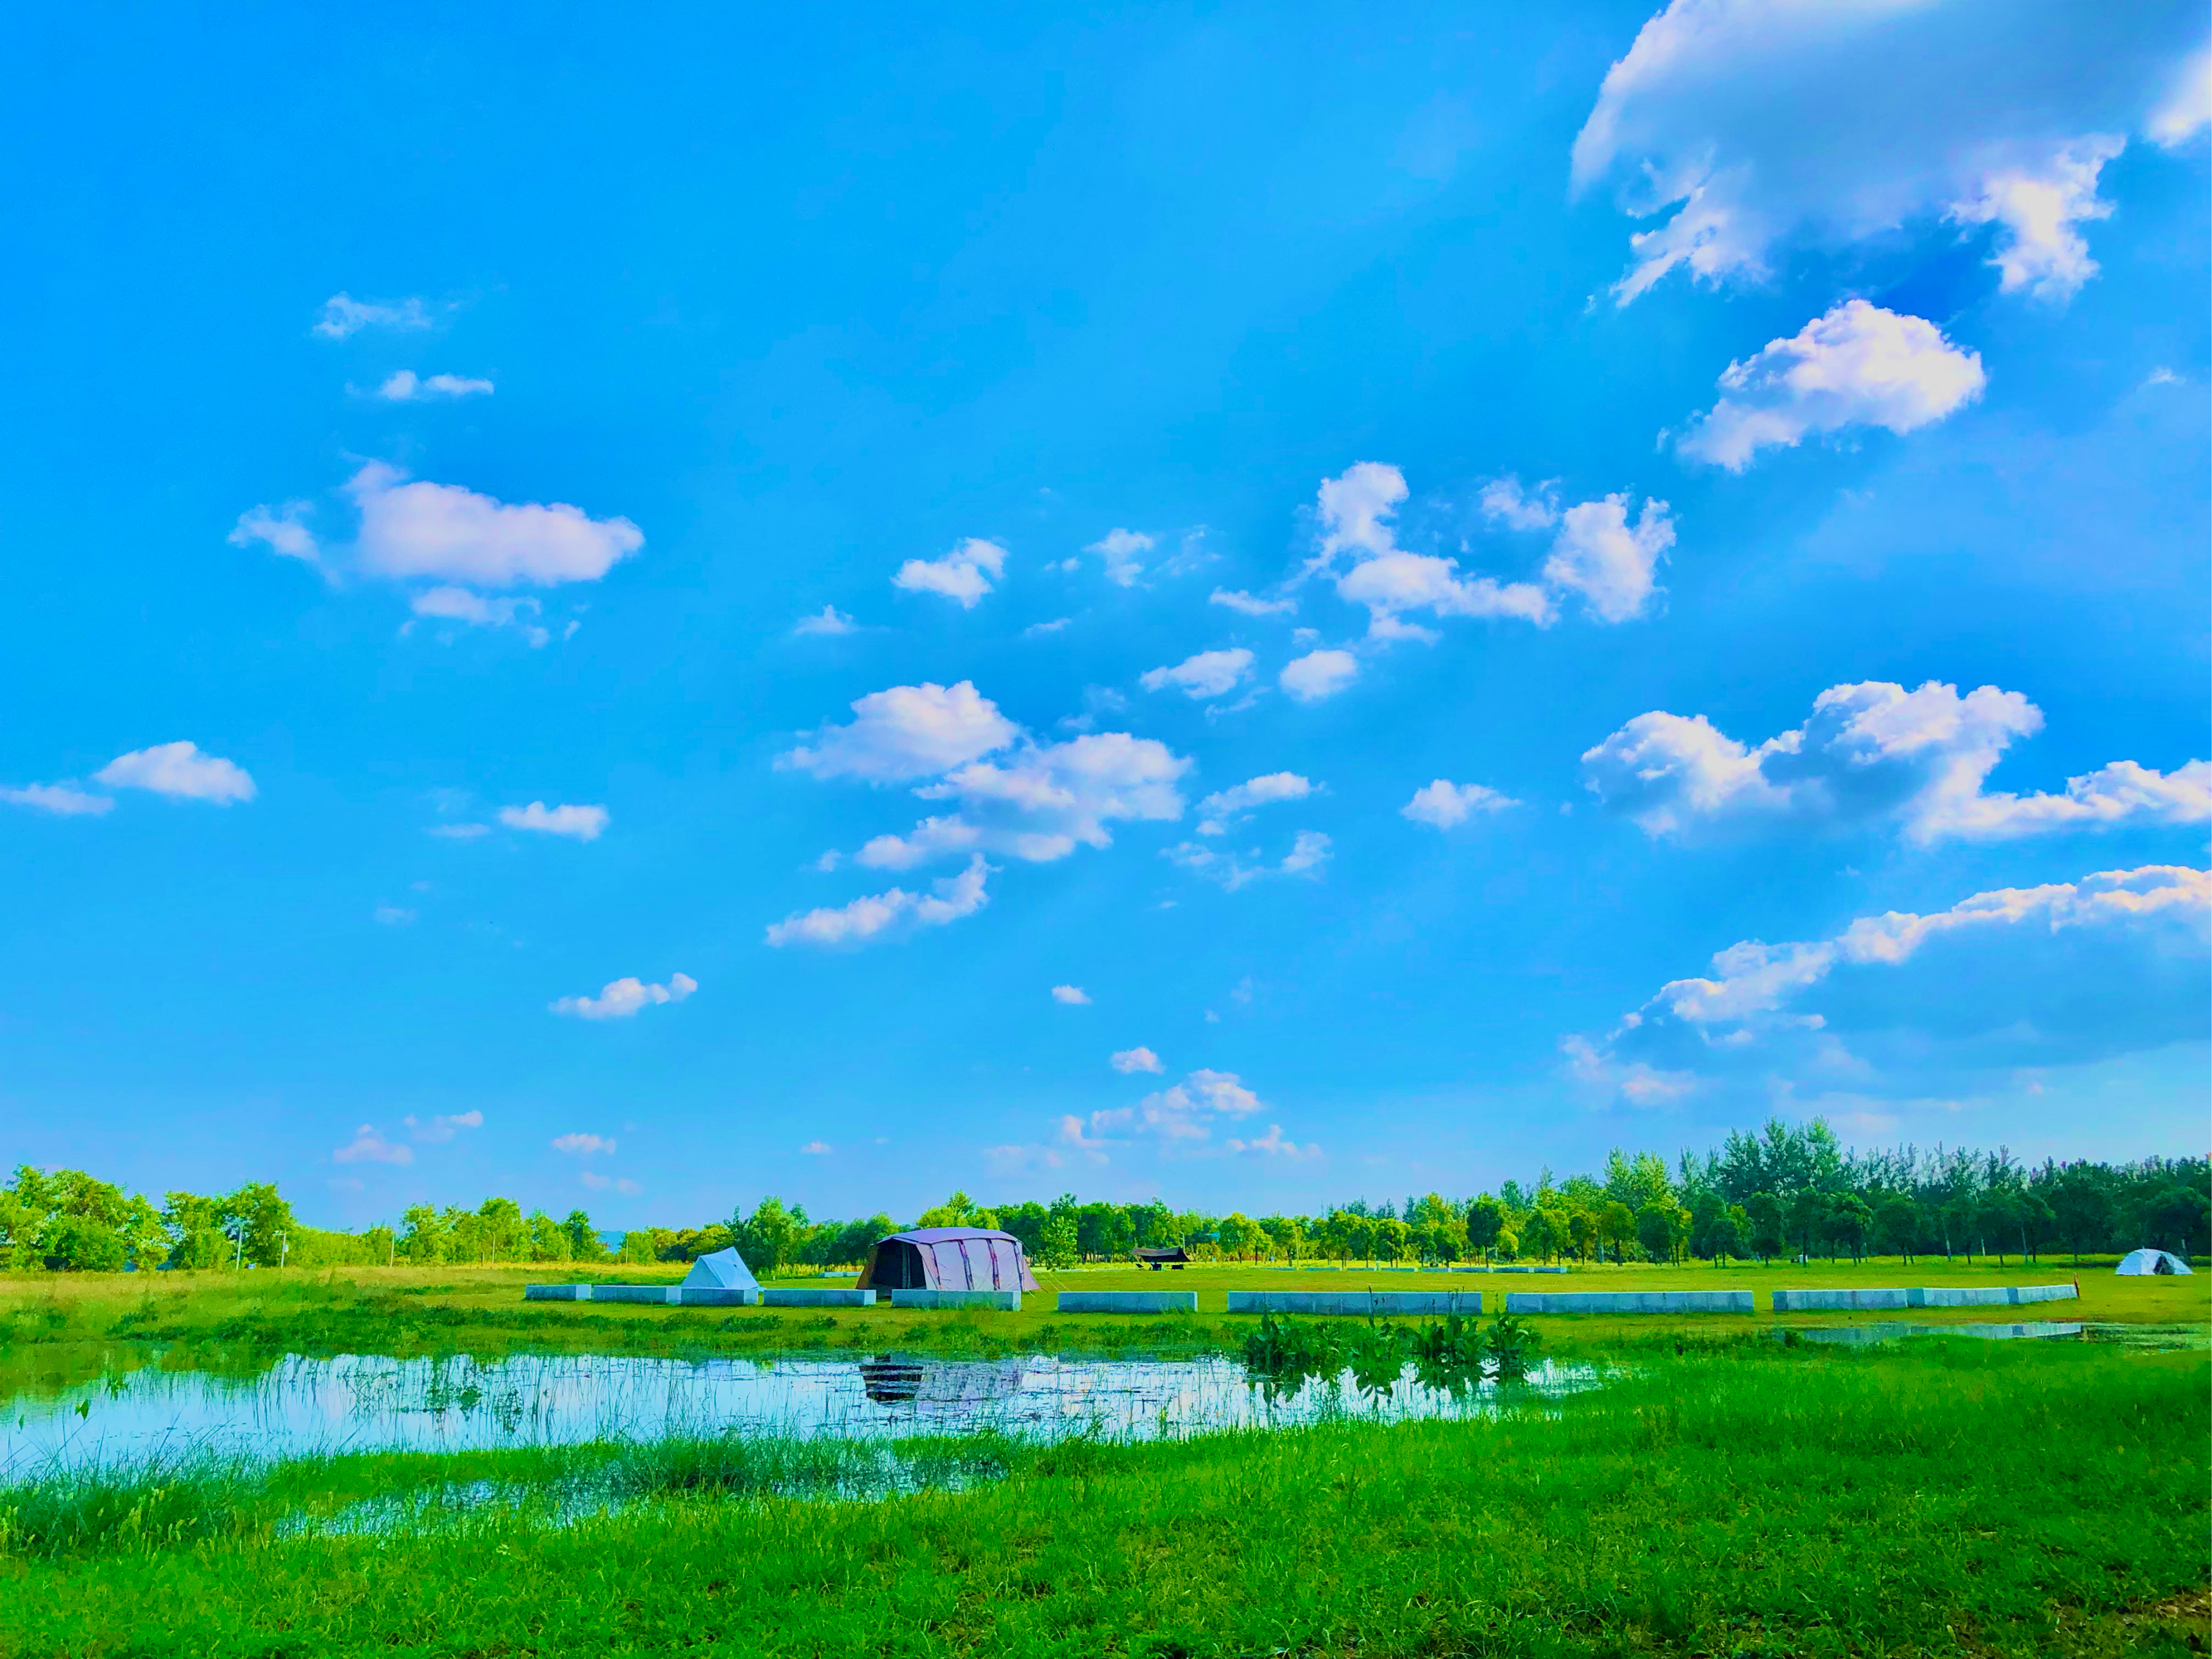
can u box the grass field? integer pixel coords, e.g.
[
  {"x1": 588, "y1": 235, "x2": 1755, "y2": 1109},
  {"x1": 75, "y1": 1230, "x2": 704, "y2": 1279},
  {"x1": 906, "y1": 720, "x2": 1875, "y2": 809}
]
[
  {"x1": 0, "y1": 1258, "x2": 2200, "y2": 1393},
  {"x1": 0, "y1": 1339, "x2": 2204, "y2": 1657}
]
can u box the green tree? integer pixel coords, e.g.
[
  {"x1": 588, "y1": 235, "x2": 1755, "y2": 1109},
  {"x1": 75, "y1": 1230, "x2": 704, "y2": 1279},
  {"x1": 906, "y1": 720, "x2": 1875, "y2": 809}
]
[
  {"x1": 1372, "y1": 1217, "x2": 1411, "y2": 1264},
  {"x1": 1635, "y1": 1202, "x2": 1677, "y2": 1264},
  {"x1": 1216, "y1": 1213, "x2": 1261, "y2": 1261},
  {"x1": 1518, "y1": 1207, "x2": 1559, "y2": 1264},
  {"x1": 562, "y1": 1210, "x2": 606, "y2": 1262},
  {"x1": 45, "y1": 1215, "x2": 126, "y2": 1271},
  {"x1": 2047, "y1": 1166, "x2": 2111, "y2": 1264},
  {"x1": 732, "y1": 1197, "x2": 803, "y2": 1273},
  {"x1": 1745, "y1": 1193, "x2": 1785, "y2": 1264},
  {"x1": 2146, "y1": 1185, "x2": 2210, "y2": 1259},
  {"x1": 227, "y1": 1182, "x2": 297, "y2": 1267},
  {"x1": 1466, "y1": 1196, "x2": 1505, "y2": 1265},
  {"x1": 1037, "y1": 1213, "x2": 1078, "y2": 1269},
  {"x1": 1874, "y1": 1194, "x2": 1918, "y2": 1263},
  {"x1": 1830, "y1": 1194, "x2": 1874, "y2": 1264},
  {"x1": 1597, "y1": 1201, "x2": 1636, "y2": 1263},
  {"x1": 1785, "y1": 1190, "x2": 1826, "y2": 1262}
]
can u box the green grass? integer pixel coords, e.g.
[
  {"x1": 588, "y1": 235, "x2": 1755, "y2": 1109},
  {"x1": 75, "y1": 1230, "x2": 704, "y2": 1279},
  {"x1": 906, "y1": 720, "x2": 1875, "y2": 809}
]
[
  {"x1": 0, "y1": 1340, "x2": 2204, "y2": 1657},
  {"x1": 2, "y1": 1257, "x2": 2200, "y2": 1391}
]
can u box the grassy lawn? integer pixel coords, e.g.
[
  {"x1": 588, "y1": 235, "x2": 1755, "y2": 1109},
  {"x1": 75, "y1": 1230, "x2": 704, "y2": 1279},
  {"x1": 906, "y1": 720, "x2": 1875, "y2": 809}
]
[
  {"x1": 0, "y1": 1340, "x2": 2204, "y2": 1657},
  {"x1": 0, "y1": 1258, "x2": 2200, "y2": 1391}
]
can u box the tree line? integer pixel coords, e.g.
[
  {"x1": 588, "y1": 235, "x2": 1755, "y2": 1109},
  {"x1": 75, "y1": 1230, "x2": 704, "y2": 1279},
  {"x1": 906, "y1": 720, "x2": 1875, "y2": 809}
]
[{"x1": 2, "y1": 1118, "x2": 2205, "y2": 1273}]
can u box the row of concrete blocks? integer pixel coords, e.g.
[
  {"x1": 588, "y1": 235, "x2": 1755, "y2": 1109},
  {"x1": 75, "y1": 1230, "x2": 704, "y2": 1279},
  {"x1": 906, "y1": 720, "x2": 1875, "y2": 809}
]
[
  {"x1": 524, "y1": 1284, "x2": 880, "y2": 1307},
  {"x1": 1770, "y1": 1284, "x2": 2078, "y2": 1312},
  {"x1": 1290, "y1": 1264, "x2": 1568, "y2": 1274}
]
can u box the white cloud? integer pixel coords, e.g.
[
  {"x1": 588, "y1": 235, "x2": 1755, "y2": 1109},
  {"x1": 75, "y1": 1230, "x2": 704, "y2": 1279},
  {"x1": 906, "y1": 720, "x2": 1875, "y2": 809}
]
[
  {"x1": 1586, "y1": 864, "x2": 2211, "y2": 1097},
  {"x1": 1082, "y1": 1068, "x2": 1267, "y2": 1149},
  {"x1": 1140, "y1": 648, "x2": 1254, "y2": 700},
  {"x1": 333, "y1": 1126, "x2": 412, "y2": 1165},
  {"x1": 1197, "y1": 772, "x2": 1315, "y2": 835},
  {"x1": 405, "y1": 1110, "x2": 483, "y2": 1144},
  {"x1": 229, "y1": 502, "x2": 319, "y2": 566},
  {"x1": 764, "y1": 857, "x2": 991, "y2": 948},
  {"x1": 1479, "y1": 476, "x2": 1560, "y2": 532},
  {"x1": 1675, "y1": 301, "x2": 1987, "y2": 471},
  {"x1": 1571, "y1": 0, "x2": 2205, "y2": 306},
  {"x1": 410, "y1": 586, "x2": 550, "y2": 646},
  {"x1": 372, "y1": 905, "x2": 416, "y2": 927},
  {"x1": 1111, "y1": 1046, "x2": 1164, "y2": 1074},
  {"x1": 1225, "y1": 1124, "x2": 1321, "y2": 1160},
  {"x1": 551, "y1": 971, "x2": 698, "y2": 1019},
  {"x1": 498, "y1": 801, "x2": 610, "y2": 842},
  {"x1": 1582, "y1": 679, "x2": 2211, "y2": 844},
  {"x1": 1403, "y1": 779, "x2": 1518, "y2": 829},
  {"x1": 1280, "y1": 830, "x2": 1330, "y2": 875},
  {"x1": 377, "y1": 370, "x2": 493, "y2": 401},
  {"x1": 779, "y1": 681, "x2": 1018, "y2": 784},
  {"x1": 892, "y1": 537, "x2": 1007, "y2": 607},
  {"x1": 95, "y1": 742, "x2": 255, "y2": 805},
  {"x1": 1561, "y1": 1034, "x2": 1694, "y2": 1109},
  {"x1": 581, "y1": 1171, "x2": 644, "y2": 1194},
  {"x1": 1542, "y1": 495, "x2": 1675, "y2": 622},
  {"x1": 314, "y1": 293, "x2": 431, "y2": 338},
  {"x1": 348, "y1": 462, "x2": 642, "y2": 589},
  {"x1": 896, "y1": 733, "x2": 1189, "y2": 864},
  {"x1": 552, "y1": 1133, "x2": 616, "y2": 1155},
  {"x1": 1085, "y1": 528, "x2": 1154, "y2": 586},
  {"x1": 793, "y1": 606, "x2": 858, "y2": 636},
  {"x1": 1024, "y1": 618, "x2": 1072, "y2": 636},
  {"x1": 1278, "y1": 649, "x2": 1359, "y2": 703},
  {"x1": 1317, "y1": 463, "x2": 1552, "y2": 640},
  {"x1": 800, "y1": 1141, "x2": 834, "y2": 1155},
  {"x1": 1210, "y1": 588, "x2": 1297, "y2": 617},
  {"x1": 2149, "y1": 46, "x2": 2211, "y2": 144},
  {"x1": 0, "y1": 782, "x2": 112, "y2": 817},
  {"x1": 1164, "y1": 830, "x2": 1330, "y2": 890},
  {"x1": 1051, "y1": 985, "x2": 1092, "y2": 1005}
]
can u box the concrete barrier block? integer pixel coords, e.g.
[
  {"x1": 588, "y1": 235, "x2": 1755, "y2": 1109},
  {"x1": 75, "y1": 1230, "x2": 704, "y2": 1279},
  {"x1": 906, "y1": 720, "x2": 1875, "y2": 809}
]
[
  {"x1": 524, "y1": 1283, "x2": 592, "y2": 1301},
  {"x1": 761, "y1": 1288, "x2": 874, "y2": 1307},
  {"x1": 890, "y1": 1289, "x2": 1021, "y2": 1311},
  {"x1": 2014, "y1": 1284, "x2": 2077, "y2": 1304},
  {"x1": 677, "y1": 1287, "x2": 762, "y2": 1306},
  {"x1": 1505, "y1": 1291, "x2": 1753, "y2": 1315},
  {"x1": 591, "y1": 1285, "x2": 678, "y2": 1304},
  {"x1": 1226, "y1": 1291, "x2": 1484, "y2": 1316},
  {"x1": 1056, "y1": 1292, "x2": 1198, "y2": 1314},
  {"x1": 1773, "y1": 1287, "x2": 1913, "y2": 1312}
]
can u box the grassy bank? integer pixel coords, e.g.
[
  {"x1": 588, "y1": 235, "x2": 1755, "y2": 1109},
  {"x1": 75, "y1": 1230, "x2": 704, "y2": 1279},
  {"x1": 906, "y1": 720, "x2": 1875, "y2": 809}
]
[
  {"x1": 2, "y1": 1258, "x2": 2200, "y2": 1393},
  {"x1": 1, "y1": 1340, "x2": 2204, "y2": 1656}
]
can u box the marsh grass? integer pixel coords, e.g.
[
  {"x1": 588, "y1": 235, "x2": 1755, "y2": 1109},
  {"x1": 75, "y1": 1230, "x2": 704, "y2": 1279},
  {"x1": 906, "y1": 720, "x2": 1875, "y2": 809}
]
[{"x1": 0, "y1": 1340, "x2": 2203, "y2": 1657}]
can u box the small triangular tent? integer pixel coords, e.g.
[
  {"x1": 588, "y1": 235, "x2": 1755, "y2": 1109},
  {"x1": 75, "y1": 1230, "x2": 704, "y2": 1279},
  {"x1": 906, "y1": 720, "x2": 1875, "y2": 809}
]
[
  {"x1": 682, "y1": 1247, "x2": 761, "y2": 1291},
  {"x1": 2115, "y1": 1248, "x2": 2192, "y2": 1276}
]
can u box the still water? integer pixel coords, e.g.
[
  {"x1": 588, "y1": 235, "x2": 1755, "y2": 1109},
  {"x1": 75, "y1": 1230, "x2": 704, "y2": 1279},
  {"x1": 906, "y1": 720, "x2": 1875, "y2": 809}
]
[{"x1": 2, "y1": 1350, "x2": 1597, "y2": 1472}]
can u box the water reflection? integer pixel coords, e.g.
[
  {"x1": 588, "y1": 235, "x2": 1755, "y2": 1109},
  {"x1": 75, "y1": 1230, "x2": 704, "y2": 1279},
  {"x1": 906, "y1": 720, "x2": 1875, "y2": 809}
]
[{"x1": 2, "y1": 1348, "x2": 1598, "y2": 1472}]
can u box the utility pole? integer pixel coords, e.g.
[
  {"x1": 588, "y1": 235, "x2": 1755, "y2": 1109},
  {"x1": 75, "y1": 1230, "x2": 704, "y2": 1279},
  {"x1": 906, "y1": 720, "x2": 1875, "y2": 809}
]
[
  {"x1": 280, "y1": 1233, "x2": 289, "y2": 1270},
  {"x1": 232, "y1": 1228, "x2": 242, "y2": 1272}
]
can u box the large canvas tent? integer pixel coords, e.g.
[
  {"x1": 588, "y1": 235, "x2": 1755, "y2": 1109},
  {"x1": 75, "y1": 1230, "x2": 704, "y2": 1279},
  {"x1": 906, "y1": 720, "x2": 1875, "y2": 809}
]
[
  {"x1": 2115, "y1": 1248, "x2": 2193, "y2": 1275},
  {"x1": 683, "y1": 1247, "x2": 761, "y2": 1291},
  {"x1": 857, "y1": 1227, "x2": 1040, "y2": 1293}
]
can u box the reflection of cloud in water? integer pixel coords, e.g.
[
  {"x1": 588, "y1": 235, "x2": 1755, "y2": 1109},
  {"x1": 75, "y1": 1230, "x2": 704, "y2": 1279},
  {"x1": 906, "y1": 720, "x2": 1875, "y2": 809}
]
[{"x1": 2, "y1": 1351, "x2": 1603, "y2": 1474}]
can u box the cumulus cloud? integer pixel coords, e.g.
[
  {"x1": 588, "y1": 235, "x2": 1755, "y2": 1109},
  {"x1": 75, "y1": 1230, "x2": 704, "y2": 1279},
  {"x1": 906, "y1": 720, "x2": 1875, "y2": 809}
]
[
  {"x1": 780, "y1": 681, "x2": 1018, "y2": 784},
  {"x1": 892, "y1": 538, "x2": 1007, "y2": 607},
  {"x1": 1024, "y1": 618, "x2": 1072, "y2": 637},
  {"x1": 1086, "y1": 528, "x2": 1153, "y2": 586},
  {"x1": 1051, "y1": 984, "x2": 1092, "y2": 1005},
  {"x1": 551, "y1": 971, "x2": 698, "y2": 1019},
  {"x1": 552, "y1": 1132, "x2": 615, "y2": 1155},
  {"x1": 333, "y1": 1126, "x2": 413, "y2": 1165},
  {"x1": 1582, "y1": 864, "x2": 2210, "y2": 1100},
  {"x1": 1279, "y1": 649, "x2": 1359, "y2": 703},
  {"x1": 800, "y1": 1141, "x2": 834, "y2": 1155},
  {"x1": 229, "y1": 502, "x2": 319, "y2": 566},
  {"x1": 1140, "y1": 648, "x2": 1254, "y2": 700},
  {"x1": 314, "y1": 293, "x2": 431, "y2": 338},
  {"x1": 410, "y1": 586, "x2": 550, "y2": 646},
  {"x1": 0, "y1": 782, "x2": 113, "y2": 816},
  {"x1": 406, "y1": 1110, "x2": 483, "y2": 1144},
  {"x1": 1197, "y1": 772, "x2": 1315, "y2": 835},
  {"x1": 1571, "y1": 0, "x2": 2206, "y2": 305},
  {"x1": 1403, "y1": 779, "x2": 1518, "y2": 828},
  {"x1": 348, "y1": 462, "x2": 642, "y2": 590},
  {"x1": 1315, "y1": 463, "x2": 1552, "y2": 640},
  {"x1": 1582, "y1": 679, "x2": 2211, "y2": 844},
  {"x1": 1225, "y1": 1124, "x2": 1321, "y2": 1160},
  {"x1": 764, "y1": 855, "x2": 992, "y2": 948},
  {"x1": 1675, "y1": 301, "x2": 1987, "y2": 471},
  {"x1": 377, "y1": 370, "x2": 493, "y2": 401},
  {"x1": 1111, "y1": 1046, "x2": 1164, "y2": 1074},
  {"x1": 1479, "y1": 476, "x2": 1561, "y2": 531},
  {"x1": 1081, "y1": 1067, "x2": 1267, "y2": 1150},
  {"x1": 95, "y1": 742, "x2": 255, "y2": 805},
  {"x1": 498, "y1": 801, "x2": 609, "y2": 841},
  {"x1": 1210, "y1": 588, "x2": 1297, "y2": 617},
  {"x1": 581, "y1": 1171, "x2": 644, "y2": 1195},
  {"x1": 1542, "y1": 495, "x2": 1675, "y2": 622},
  {"x1": 793, "y1": 606, "x2": 858, "y2": 637}
]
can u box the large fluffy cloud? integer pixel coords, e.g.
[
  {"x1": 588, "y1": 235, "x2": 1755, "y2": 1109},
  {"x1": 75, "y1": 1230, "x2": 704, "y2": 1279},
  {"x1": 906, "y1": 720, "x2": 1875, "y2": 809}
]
[
  {"x1": 780, "y1": 681, "x2": 1019, "y2": 784},
  {"x1": 1140, "y1": 648, "x2": 1254, "y2": 699},
  {"x1": 1196, "y1": 772, "x2": 1315, "y2": 835},
  {"x1": 1573, "y1": 0, "x2": 2208, "y2": 305},
  {"x1": 346, "y1": 463, "x2": 642, "y2": 588},
  {"x1": 95, "y1": 742, "x2": 256, "y2": 805},
  {"x1": 1582, "y1": 679, "x2": 2210, "y2": 843},
  {"x1": 892, "y1": 538, "x2": 1007, "y2": 607},
  {"x1": 1675, "y1": 301, "x2": 1986, "y2": 471},
  {"x1": 1580, "y1": 865, "x2": 2210, "y2": 1102}
]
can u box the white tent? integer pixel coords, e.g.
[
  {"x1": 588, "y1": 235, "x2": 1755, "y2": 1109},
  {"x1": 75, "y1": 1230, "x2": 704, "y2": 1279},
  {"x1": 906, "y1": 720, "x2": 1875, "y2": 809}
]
[
  {"x1": 683, "y1": 1247, "x2": 761, "y2": 1291},
  {"x1": 2115, "y1": 1248, "x2": 2192, "y2": 1276}
]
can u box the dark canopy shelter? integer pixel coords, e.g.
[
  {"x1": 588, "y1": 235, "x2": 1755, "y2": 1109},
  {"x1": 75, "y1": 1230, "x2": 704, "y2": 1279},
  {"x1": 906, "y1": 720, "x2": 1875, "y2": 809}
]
[
  {"x1": 858, "y1": 1228, "x2": 1041, "y2": 1292},
  {"x1": 1135, "y1": 1246, "x2": 1191, "y2": 1269}
]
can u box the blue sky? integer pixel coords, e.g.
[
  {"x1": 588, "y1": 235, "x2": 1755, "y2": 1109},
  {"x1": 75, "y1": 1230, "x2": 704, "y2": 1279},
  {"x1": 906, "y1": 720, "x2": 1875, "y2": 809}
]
[{"x1": 2, "y1": 2, "x2": 2206, "y2": 1228}]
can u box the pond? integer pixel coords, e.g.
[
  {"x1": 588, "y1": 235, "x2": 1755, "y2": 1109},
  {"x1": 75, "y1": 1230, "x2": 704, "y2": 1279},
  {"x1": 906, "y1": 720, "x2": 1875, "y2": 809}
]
[{"x1": 2, "y1": 1349, "x2": 1598, "y2": 1472}]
